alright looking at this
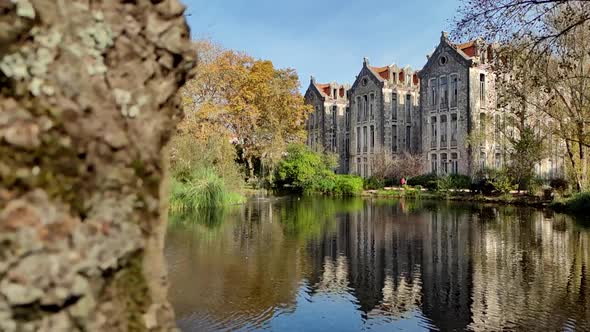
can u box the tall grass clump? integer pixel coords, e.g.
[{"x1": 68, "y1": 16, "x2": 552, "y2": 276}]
[{"x1": 168, "y1": 131, "x2": 245, "y2": 213}]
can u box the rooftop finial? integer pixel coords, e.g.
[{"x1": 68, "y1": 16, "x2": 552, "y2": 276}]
[
  {"x1": 363, "y1": 57, "x2": 369, "y2": 66},
  {"x1": 310, "y1": 75, "x2": 316, "y2": 84},
  {"x1": 441, "y1": 31, "x2": 449, "y2": 42}
]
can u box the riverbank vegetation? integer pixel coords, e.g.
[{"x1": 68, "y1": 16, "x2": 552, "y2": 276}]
[
  {"x1": 168, "y1": 40, "x2": 319, "y2": 211},
  {"x1": 275, "y1": 144, "x2": 364, "y2": 195}
]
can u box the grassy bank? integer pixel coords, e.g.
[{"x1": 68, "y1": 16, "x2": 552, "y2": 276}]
[{"x1": 549, "y1": 192, "x2": 590, "y2": 216}]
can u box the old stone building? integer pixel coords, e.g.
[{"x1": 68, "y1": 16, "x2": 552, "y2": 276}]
[
  {"x1": 419, "y1": 32, "x2": 499, "y2": 176},
  {"x1": 304, "y1": 78, "x2": 351, "y2": 173},
  {"x1": 305, "y1": 31, "x2": 565, "y2": 179},
  {"x1": 347, "y1": 59, "x2": 420, "y2": 177}
]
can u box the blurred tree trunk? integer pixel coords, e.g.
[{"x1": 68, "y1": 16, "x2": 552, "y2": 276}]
[{"x1": 0, "y1": 0, "x2": 194, "y2": 331}]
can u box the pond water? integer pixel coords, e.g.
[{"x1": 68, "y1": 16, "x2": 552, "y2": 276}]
[{"x1": 165, "y1": 197, "x2": 590, "y2": 331}]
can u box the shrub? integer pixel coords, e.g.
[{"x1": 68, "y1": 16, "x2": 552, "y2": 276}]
[
  {"x1": 335, "y1": 175, "x2": 364, "y2": 196},
  {"x1": 489, "y1": 170, "x2": 516, "y2": 195},
  {"x1": 275, "y1": 144, "x2": 324, "y2": 191},
  {"x1": 407, "y1": 173, "x2": 439, "y2": 190},
  {"x1": 437, "y1": 176, "x2": 455, "y2": 193},
  {"x1": 276, "y1": 144, "x2": 363, "y2": 196},
  {"x1": 551, "y1": 192, "x2": 590, "y2": 216},
  {"x1": 448, "y1": 174, "x2": 472, "y2": 189},
  {"x1": 550, "y1": 178, "x2": 569, "y2": 194},
  {"x1": 364, "y1": 176, "x2": 384, "y2": 190},
  {"x1": 470, "y1": 179, "x2": 495, "y2": 195}
]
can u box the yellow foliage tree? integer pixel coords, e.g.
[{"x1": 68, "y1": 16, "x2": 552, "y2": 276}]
[{"x1": 178, "y1": 40, "x2": 312, "y2": 180}]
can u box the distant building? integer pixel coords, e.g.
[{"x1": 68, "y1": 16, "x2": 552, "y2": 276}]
[
  {"x1": 304, "y1": 78, "x2": 350, "y2": 173},
  {"x1": 304, "y1": 32, "x2": 565, "y2": 179},
  {"x1": 348, "y1": 58, "x2": 420, "y2": 177}
]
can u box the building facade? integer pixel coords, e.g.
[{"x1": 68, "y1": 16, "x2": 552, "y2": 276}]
[
  {"x1": 304, "y1": 32, "x2": 564, "y2": 179},
  {"x1": 419, "y1": 32, "x2": 499, "y2": 176},
  {"x1": 348, "y1": 58, "x2": 420, "y2": 178},
  {"x1": 304, "y1": 79, "x2": 350, "y2": 173}
]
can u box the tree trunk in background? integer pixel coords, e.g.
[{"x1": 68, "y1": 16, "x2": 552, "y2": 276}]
[{"x1": 0, "y1": 1, "x2": 194, "y2": 331}]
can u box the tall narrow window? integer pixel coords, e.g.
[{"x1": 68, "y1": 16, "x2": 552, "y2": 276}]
[
  {"x1": 440, "y1": 76, "x2": 448, "y2": 109},
  {"x1": 451, "y1": 113, "x2": 458, "y2": 147},
  {"x1": 356, "y1": 157, "x2": 361, "y2": 175},
  {"x1": 333, "y1": 88, "x2": 337, "y2": 99},
  {"x1": 363, "y1": 126, "x2": 367, "y2": 152},
  {"x1": 494, "y1": 114, "x2": 501, "y2": 142},
  {"x1": 392, "y1": 93, "x2": 398, "y2": 121},
  {"x1": 363, "y1": 158, "x2": 368, "y2": 177},
  {"x1": 363, "y1": 95, "x2": 368, "y2": 120},
  {"x1": 450, "y1": 74, "x2": 458, "y2": 107},
  {"x1": 431, "y1": 116, "x2": 437, "y2": 149},
  {"x1": 356, "y1": 127, "x2": 360, "y2": 153},
  {"x1": 370, "y1": 125, "x2": 375, "y2": 152},
  {"x1": 440, "y1": 115, "x2": 447, "y2": 146},
  {"x1": 332, "y1": 106, "x2": 337, "y2": 129},
  {"x1": 392, "y1": 125, "x2": 398, "y2": 153},
  {"x1": 345, "y1": 107, "x2": 350, "y2": 129},
  {"x1": 495, "y1": 153, "x2": 501, "y2": 169},
  {"x1": 479, "y1": 112, "x2": 486, "y2": 137},
  {"x1": 356, "y1": 97, "x2": 361, "y2": 122},
  {"x1": 451, "y1": 153, "x2": 458, "y2": 174},
  {"x1": 431, "y1": 154, "x2": 438, "y2": 174},
  {"x1": 479, "y1": 73, "x2": 486, "y2": 104},
  {"x1": 370, "y1": 94, "x2": 375, "y2": 120},
  {"x1": 406, "y1": 74, "x2": 411, "y2": 87},
  {"x1": 441, "y1": 153, "x2": 448, "y2": 174},
  {"x1": 430, "y1": 78, "x2": 437, "y2": 107},
  {"x1": 405, "y1": 94, "x2": 411, "y2": 123},
  {"x1": 480, "y1": 152, "x2": 486, "y2": 170},
  {"x1": 405, "y1": 126, "x2": 411, "y2": 151}
]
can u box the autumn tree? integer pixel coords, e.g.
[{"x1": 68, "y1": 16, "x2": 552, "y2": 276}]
[{"x1": 179, "y1": 41, "x2": 311, "y2": 181}]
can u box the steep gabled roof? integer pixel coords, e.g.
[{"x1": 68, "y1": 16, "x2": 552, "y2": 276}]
[{"x1": 419, "y1": 32, "x2": 475, "y2": 78}]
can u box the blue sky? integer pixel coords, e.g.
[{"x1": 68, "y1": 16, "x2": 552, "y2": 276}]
[{"x1": 183, "y1": 0, "x2": 461, "y2": 89}]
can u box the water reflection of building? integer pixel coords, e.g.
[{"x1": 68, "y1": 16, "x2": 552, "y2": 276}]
[
  {"x1": 306, "y1": 201, "x2": 477, "y2": 330},
  {"x1": 468, "y1": 211, "x2": 590, "y2": 331}
]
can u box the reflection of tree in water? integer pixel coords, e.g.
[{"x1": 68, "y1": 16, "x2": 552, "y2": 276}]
[{"x1": 166, "y1": 199, "x2": 304, "y2": 331}]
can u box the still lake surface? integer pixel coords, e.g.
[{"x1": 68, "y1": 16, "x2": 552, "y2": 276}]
[{"x1": 165, "y1": 197, "x2": 590, "y2": 331}]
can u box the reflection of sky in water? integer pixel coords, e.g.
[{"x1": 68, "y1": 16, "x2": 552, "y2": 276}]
[
  {"x1": 167, "y1": 197, "x2": 590, "y2": 332},
  {"x1": 267, "y1": 281, "x2": 434, "y2": 332}
]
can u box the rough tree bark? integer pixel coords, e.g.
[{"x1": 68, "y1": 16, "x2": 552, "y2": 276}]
[{"x1": 0, "y1": 0, "x2": 194, "y2": 331}]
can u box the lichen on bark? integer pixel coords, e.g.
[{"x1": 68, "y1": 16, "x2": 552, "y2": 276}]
[{"x1": 0, "y1": 0, "x2": 195, "y2": 331}]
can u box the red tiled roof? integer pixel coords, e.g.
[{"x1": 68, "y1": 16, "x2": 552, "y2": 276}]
[
  {"x1": 316, "y1": 83, "x2": 331, "y2": 96},
  {"x1": 456, "y1": 40, "x2": 477, "y2": 57},
  {"x1": 370, "y1": 66, "x2": 390, "y2": 80}
]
